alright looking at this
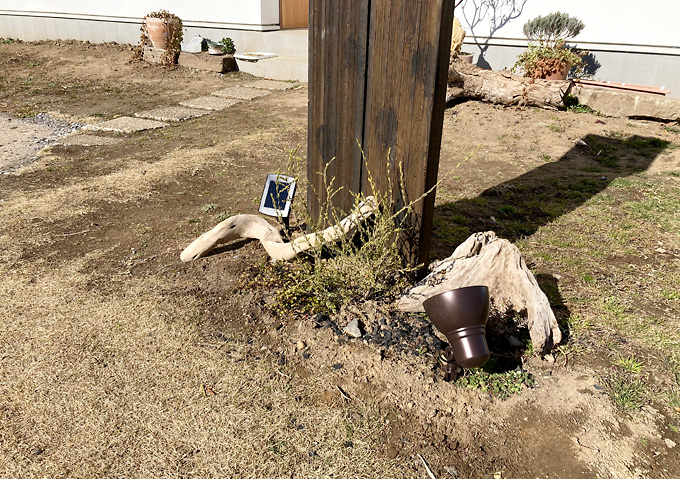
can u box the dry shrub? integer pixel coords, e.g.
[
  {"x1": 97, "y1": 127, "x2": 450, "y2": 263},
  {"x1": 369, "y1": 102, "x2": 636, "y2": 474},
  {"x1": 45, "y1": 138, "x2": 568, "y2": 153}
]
[{"x1": 265, "y1": 151, "x2": 418, "y2": 315}]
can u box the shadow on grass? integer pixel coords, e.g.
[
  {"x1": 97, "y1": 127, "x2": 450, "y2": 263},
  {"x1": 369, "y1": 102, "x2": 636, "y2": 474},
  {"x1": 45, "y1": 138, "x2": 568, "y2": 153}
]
[
  {"x1": 430, "y1": 134, "x2": 670, "y2": 362},
  {"x1": 431, "y1": 134, "x2": 671, "y2": 258}
]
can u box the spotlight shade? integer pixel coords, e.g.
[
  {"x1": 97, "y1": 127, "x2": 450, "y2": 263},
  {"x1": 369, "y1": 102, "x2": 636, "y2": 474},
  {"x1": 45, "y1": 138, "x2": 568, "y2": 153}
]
[{"x1": 423, "y1": 286, "x2": 490, "y2": 369}]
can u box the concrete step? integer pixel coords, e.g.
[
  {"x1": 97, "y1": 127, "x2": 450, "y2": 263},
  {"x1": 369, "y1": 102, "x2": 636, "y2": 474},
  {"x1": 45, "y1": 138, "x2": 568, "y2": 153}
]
[
  {"x1": 256, "y1": 29, "x2": 308, "y2": 58},
  {"x1": 237, "y1": 55, "x2": 308, "y2": 83}
]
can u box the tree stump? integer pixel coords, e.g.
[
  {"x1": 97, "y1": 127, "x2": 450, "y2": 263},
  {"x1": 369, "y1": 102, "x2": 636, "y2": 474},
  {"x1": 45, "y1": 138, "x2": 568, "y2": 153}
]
[{"x1": 397, "y1": 231, "x2": 562, "y2": 353}]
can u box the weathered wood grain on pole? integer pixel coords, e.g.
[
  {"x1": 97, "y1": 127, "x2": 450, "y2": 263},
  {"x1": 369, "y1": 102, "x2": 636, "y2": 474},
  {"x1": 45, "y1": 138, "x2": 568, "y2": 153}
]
[
  {"x1": 308, "y1": 0, "x2": 370, "y2": 221},
  {"x1": 308, "y1": 0, "x2": 454, "y2": 268}
]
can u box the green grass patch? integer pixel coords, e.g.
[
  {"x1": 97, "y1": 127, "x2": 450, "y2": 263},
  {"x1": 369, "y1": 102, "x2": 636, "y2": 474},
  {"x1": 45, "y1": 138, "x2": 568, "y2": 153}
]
[
  {"x1": 661, "y1": 290, "x2": 680, "y2": 301},
  {"x1": 600, "y1": 369, "x2": 649, "y2": 412},
  {"x1": 201, "y1": 203, "x2": 219, "y2": 212},
  {"x1": 457, "y1": 369, "x2": 535, "y2": 400},
  {"x1": 615, "y1": 355, "x2": 644, "y2": 374}
]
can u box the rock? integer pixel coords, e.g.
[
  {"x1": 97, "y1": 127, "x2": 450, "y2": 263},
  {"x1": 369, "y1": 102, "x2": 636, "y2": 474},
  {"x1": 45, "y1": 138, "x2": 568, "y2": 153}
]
[
  {"x1": 665, "y1": 438, "x2": 676, "y2": 449},
  {"x1": 295, "y1": 340, "x2": 306, "y2": 351},
  {"x1": 343, "y1": 319, "x2": 363, "y2": 338},
  {"x1": 397, "y1": 231, "x2": 562, "y2": 353}
]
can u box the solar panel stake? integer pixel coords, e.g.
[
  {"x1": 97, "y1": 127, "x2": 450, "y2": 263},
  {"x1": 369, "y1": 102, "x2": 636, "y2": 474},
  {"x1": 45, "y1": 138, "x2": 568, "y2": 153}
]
[{"x1": 259, "y1": 174, "x2": 297, "y2": 232}]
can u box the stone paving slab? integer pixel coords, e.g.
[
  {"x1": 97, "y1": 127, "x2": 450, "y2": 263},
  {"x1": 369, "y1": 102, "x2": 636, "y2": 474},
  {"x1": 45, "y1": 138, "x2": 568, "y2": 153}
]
[
  {"x1": 243, "y1": 79, "x2": 297, "y2": 91},
  {"x1": 179, "y1": 96, "x2": 240, "y2": 111},
  {"x1": 86, "y1": 117, "x2": 168, "y2": 133},
  {"x1": 134, "y1": 106, "x2": 209, "y2": 122},
  {"x1": 212, "y1": 87, "x2": 271, "y2": 100},
  {"x1": 57, "y1": 135, "x2": 123, "y2": 146}
]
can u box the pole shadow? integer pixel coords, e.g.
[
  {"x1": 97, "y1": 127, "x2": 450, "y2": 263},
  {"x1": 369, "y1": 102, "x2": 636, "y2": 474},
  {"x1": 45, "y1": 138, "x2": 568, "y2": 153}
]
[
  {"x1": 432, "y1": 134, "x2": 670, "y2": 257},
  {"x1": 430, "y1": 134, "x2": 670, "y2": 356}
]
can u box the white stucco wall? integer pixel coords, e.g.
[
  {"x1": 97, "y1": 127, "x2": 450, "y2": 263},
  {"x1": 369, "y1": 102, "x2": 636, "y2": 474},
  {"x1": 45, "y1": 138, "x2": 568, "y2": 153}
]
[
  {"x1": 455, "y1": 0, "x2": 680, "y2": 97},
  {"x1": 456, "y1": 0, "x2": 680, "y2": 55},
  {"x1": 0, "y1": 0, "x2": 280, "y2": 29}
]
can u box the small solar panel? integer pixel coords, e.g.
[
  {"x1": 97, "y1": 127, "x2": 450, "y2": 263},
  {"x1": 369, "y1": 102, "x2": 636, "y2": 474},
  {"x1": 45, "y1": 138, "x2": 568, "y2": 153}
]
[{"x1": 259, "y1": 174, "x2": 297, "y2": 218}]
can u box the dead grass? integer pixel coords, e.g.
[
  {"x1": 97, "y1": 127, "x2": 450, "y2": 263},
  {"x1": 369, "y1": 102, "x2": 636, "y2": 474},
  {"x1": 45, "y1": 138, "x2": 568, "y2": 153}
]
[
  {"x1": 0, "y1": 257, "x2": 406, "y2": 477},
  {"x1": 0, "y1": 130, "x2": 286, "y2": 264}
]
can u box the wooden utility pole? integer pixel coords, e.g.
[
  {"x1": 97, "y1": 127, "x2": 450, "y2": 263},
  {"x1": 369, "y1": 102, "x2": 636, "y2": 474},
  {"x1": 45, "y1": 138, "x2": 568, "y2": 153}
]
[{"x1": 308, "y1": 0, "x2": 455, "y2": 269}]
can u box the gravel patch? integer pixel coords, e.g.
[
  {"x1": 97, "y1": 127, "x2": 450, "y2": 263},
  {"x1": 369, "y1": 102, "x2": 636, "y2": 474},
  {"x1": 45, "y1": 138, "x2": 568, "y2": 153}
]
[{"x1": 1, "y1": 113, "x2": 82, "y2": 173}]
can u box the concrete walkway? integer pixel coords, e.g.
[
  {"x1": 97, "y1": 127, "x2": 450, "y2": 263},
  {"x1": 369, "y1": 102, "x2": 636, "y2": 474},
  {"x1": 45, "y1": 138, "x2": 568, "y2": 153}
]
[{"x1": 85, "y1": 79, "x2": 297, "y2": 135}]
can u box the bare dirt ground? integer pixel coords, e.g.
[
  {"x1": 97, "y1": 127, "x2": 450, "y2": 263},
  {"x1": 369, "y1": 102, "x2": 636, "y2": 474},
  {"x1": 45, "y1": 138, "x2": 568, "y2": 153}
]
[{"x1": 1, "y1": 40, "x2": 679, "y2": 478}]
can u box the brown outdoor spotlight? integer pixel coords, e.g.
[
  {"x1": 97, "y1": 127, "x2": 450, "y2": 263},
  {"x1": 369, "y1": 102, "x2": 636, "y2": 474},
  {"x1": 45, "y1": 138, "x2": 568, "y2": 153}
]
[{"x1": 422, "y1": 286, "x2": 491, "y2": 380}]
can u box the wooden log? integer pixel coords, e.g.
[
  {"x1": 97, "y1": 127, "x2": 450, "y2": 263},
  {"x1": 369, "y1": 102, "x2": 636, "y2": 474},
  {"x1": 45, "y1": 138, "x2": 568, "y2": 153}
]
[{"x1": 447, "y1": 59, "x2": 572, "y2": 110}]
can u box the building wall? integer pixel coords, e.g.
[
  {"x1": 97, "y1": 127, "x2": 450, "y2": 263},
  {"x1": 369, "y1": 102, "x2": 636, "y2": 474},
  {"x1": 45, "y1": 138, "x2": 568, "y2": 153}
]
[
  {"x1": 456, "y1": 0, "x2": 680, "y2": 98},
  {"x1": 0, "y1": 0, "x2": 281, "y2": 43}
]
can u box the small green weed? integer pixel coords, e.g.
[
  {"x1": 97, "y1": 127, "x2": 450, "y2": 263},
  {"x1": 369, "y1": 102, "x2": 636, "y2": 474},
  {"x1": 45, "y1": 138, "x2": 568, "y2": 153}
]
[
  {"x1": 564, "y1": 94, "x2": 594, "y2": 113},
  {"x1": 663, "y1": 125, "x2": 680, "y2": 134},
  {"x1": 201, "y1": 203, "x2": 219, "y2": 212},
  {"x1": 214, "y1": 211, "x2": 233, "y2": 223},
  {"x1": 457, "y1": 369, "x2": 535, "y2": 400},
  {"x1": 579, "y1": 166, "x2": 603, "y2": 173},
  {"x1": 547, "y1": 124, "x2": 564, "y2": 133},
  {"x1": 497, "y1": 205, "x2": 518, "y2": 216},
  {"x1": 615, "y1": 355, "x2": 644, "y2": 374},
  {"x1": 567, "y1": 103, "x2": 594, "y2": 114},
  {"x1": 581, "y1": 273, "x2": 595, "y2": 283},
  {"x1": 600, "y1": 369, "x2": 649, "y2": 412},
  {"x1": 661, "y1": 290, "x2": 680, "y2": 301},
  {"x1": 0, "y1": 38, "x2": 15, "y2": 44},
  {"x1": 267, "y1": 438, "x2": 288, "y2": 456},
  {"x1": 609, "y1": 177, "x2": 635, "y2": 189}
]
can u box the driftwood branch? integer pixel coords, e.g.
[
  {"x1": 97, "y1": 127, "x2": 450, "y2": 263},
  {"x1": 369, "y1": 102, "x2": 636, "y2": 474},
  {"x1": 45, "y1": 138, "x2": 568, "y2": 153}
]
[
  {"x1": 181, "y1": 197, "x2": 376, "y2": 262},
  {"x1": 397, "y1": 231, "x2": 562, "y2": 354},
  {"x1": 447, "y1": 60, "x2": 571, "y2": 110}
]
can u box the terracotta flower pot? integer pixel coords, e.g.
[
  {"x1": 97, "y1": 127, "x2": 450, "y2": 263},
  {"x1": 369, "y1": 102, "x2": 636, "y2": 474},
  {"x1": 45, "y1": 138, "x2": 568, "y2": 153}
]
[
  {"x1": 145, "y1": 17, "x2": 179, "y2": 50},
  {"x1": 423, "y1": 286, "x2": 490, "y2": 369},
  {"x1": 543, "y1": 62, "x2": 571, "y2": 81}
]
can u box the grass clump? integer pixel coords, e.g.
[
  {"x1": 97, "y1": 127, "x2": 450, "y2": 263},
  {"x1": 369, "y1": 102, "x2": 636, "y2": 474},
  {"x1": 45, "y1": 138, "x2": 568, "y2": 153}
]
[
  {"x1": 201, "y1": 203, "x2": 219, "y2": 212},
  {"x1": 615, "y1": 354, "x2": 644, "y2": 374},
  {"x1": 261, "y1": 153, "x2": 420, "y2": 315},
  {"x1": 457, "y1": 368, "x2": 535, "y2": 400},
  {"x1": 600, "y1": 369, "x2": 649, "y2": 412}
]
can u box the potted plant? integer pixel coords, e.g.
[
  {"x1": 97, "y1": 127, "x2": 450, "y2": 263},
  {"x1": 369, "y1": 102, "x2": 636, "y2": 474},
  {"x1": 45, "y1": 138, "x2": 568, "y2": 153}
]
[
  {"x1": 219, "y1": 37, "x2": 236, "y2": 55},
  {"x1": 512, "y1": 12, "x2": 585, "y2": 80},
  {"x1": 207, "y1": 37, "x2": 236, "y2": 56},
  {"x1": 139, "y1": 10, "x2": 183, "y2": 66}
]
